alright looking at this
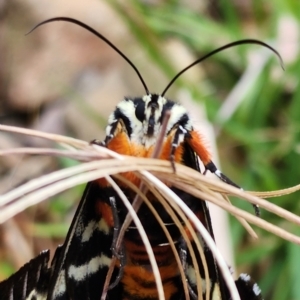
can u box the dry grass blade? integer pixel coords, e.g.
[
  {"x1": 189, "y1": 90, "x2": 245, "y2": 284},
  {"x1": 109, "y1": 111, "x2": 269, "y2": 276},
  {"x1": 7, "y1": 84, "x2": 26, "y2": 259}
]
[
  {"x1": 0, "y1": 158, "x2": 150, "y2": 209},
  {"x1": 0, "y1": 160, "x2": 168, "y2": 223},
  {"x1": 162, "y1": 165, "x2": 300, "y2": 225},
  {"x1": 220, "y1": 194, "x2": 258, "y2": 238},
  {"x1": 0, "y1": 155, "x2": 299, "y2": 246},
  {"x1": 156, "y1": 172, "x2": 300, "y2": 244},
  {"x1": 0, "y1": 147, "x2": 110, "y2": 161},
  {"x1": 174, "y1": 181, "x2": 300, "y2": 244},
  {"x1": 249, "y1": 185, "x2": 300, "y2": 198},
  {"x1": 1, "y1": 127, "x2": 300, "y2": 299},
  {"x1": 1, "y1": 146, "x2": 300, "y2": 243},
  {"x1": 0, "y1": 124, "x2": 88, "y2": 149}
]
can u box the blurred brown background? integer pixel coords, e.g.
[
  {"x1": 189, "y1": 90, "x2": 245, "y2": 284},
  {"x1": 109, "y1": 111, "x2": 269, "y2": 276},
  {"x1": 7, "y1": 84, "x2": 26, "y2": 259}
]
[{"x1": 0, "y1": 1, "x2": 299, "y2": 299}]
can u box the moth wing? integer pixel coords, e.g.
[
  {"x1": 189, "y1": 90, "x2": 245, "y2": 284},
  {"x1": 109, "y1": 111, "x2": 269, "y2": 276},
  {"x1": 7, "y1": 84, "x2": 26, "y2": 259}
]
[
  {"x1": 0, "y1": 250, "x2": 50, "y2": 300},
  {"x1": 47, "y1": 182, "x2": 121, "y2": 300}
]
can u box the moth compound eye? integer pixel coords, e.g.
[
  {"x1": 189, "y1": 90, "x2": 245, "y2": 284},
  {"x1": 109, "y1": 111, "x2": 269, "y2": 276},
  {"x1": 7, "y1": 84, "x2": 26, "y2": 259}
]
[{"x1": 135, "y1": 101, "x2": 145, "y2": 122}]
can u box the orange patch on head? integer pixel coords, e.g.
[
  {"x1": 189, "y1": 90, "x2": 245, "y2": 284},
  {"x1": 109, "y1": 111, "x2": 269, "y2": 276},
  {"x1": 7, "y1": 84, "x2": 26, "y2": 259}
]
[
  {"x1": 106, "y1": 132, "x2": 133, "y2": 156},
  {"x1": 187, "y1": 130, "x2": 211, "y2": 165},
  {"x1": 107, "y1": 132, "x2": 150, "y2": 158},
  {"x1": 105, "y1": 132, "x2": 153, "y2": 188}
]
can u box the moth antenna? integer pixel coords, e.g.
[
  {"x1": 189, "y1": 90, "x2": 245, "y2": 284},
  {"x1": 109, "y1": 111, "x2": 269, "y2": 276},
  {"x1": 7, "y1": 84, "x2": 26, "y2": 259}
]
[
  {"x1": 26, "y1": 17, "x2": 149, "y2": 95},
  {"x1": 161, "y1": 39, "x2": 284, "y2": 96}
]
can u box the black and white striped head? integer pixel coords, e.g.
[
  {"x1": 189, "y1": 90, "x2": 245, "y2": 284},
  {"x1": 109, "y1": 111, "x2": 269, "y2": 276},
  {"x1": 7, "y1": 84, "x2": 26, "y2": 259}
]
[{"x1": 106, "y1": 94, "x2": 192, "y2": 148}]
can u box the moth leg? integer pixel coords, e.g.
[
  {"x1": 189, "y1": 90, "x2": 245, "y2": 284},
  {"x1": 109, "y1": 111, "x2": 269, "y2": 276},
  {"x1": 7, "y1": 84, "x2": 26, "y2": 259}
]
[
  {"x1": 179, "y1": 238, "x2": 187, "y2": 272},
  {"x1": 90, "y1": 138, "x2": 105, "y2": 146},
  {"x1": 91, "y1": 119, "x2": 127, "y2": 147},
  {"x1": 188, "y1": 283, "x2": 198, "y2": 300},
  {"x1": 169, "y1": 125, "x2": 189, "y2": 172},
  {"x1": 108, "y1": 197, "x2": 126, "y2": 290},
  {"x1": 204, "y1": 161, "x2": 260, "y2": 216},
  {"x1": 204, "y1": 161, "x2": 240, "y2": 188},
  {"x1": 179, "y1": 239, "x2": 197, "y2": 300}
]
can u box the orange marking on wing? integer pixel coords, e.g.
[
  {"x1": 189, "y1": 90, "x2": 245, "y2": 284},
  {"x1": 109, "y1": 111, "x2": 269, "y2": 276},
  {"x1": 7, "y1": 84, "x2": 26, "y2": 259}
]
[
  {"x1": 96, "y1": 201, "x2": 114, "y2": 228},
  {"x1": 96, "y1": 178, "x2": 109, "y2": 188},
  {"x1": 188, "y1": 130, "x2": 212, "y2": 165},
  {"x1": 122, "y1": 263, "x2": 179, "y2": 300}
]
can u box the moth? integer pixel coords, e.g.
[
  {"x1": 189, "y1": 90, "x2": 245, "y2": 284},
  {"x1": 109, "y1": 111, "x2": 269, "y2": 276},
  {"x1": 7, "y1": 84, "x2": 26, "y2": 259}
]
[{"x1": 0, "y1": 17, "x2": 281, "y2": 300}]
